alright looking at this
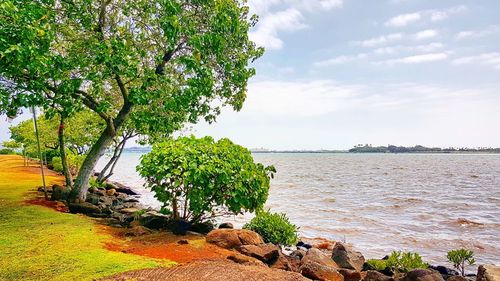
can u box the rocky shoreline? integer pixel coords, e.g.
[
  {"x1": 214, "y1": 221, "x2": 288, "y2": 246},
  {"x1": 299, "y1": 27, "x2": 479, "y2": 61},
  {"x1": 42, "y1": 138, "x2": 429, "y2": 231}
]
[{"x1": 39, "y1": 179, "x2": 499, "y2": 281}]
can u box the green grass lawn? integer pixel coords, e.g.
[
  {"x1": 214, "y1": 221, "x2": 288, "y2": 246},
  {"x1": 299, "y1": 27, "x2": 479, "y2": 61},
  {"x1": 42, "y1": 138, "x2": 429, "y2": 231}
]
[{"x1": 0, "y1": 156, "x2": 172, "y2": 281}]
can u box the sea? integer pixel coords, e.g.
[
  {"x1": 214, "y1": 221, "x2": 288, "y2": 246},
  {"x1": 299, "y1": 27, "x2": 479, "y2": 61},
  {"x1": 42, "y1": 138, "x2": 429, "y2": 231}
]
[{"x1": 96, "y1": 152, "x2": 500, "y2": 266}]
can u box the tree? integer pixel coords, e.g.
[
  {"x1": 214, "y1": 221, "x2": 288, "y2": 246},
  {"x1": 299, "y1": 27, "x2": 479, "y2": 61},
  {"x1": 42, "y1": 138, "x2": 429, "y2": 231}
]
[
  {"x1": 137, "y1": 136, "x2": 275, "y2": 223},
  {"x1": 447, "y1": 249, "x2": 475, "y2": 277},
  {"x1": 0, "y1": 0, "x2": 263, "y2": 201}
]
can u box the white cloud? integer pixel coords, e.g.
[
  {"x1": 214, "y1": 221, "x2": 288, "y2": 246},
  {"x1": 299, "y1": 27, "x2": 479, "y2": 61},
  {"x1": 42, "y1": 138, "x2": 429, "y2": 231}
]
[
  {"x1": 452, "y1": 53, "x2": 500, "y2": 70},
  {"x1": 455, "y1": 25, "x2": 500, "y2": 40},
  {"x1": 373, "y1": 42, "x2": 444, "y2": 55},
  {"x1": 385, "y1": 5, "x2": 467, "y2": 27},
  {"x1": 248, "y1": 0, "x2": 343, "y2": 50},
  {"x1": 385, "y1": 13, "x2": 421, "y2": 27},
  {"x1": 249, "y1": 8, "x2": 306, "y2": 50},
  {"x1": 381, "y1": 52, "x2": 449, "y2": 64},
  {"x1": 314, "y1": 53, "x2": 368, "y2": 67},
  {"x1": 358, "y1": 33, "x2": 404, "y2": 47},
  {"x1": 414, "y1": 29, "x2": 438, "y2": 40}
]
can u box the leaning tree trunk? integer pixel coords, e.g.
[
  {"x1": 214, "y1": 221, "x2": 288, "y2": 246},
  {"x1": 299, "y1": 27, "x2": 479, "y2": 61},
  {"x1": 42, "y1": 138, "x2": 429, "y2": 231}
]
[
  {"x1": 58, "y1": 116, "x2": 73, "y2": 188},
  {"x1": 69, "y1": 127, "x2": 116, "y2": 202}
]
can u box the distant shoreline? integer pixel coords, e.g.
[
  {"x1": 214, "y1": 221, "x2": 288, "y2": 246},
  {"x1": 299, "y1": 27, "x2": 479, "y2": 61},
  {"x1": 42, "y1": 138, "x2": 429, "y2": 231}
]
[{"x1": 123, "y1": 148, "x2": 500, "y2": 154}]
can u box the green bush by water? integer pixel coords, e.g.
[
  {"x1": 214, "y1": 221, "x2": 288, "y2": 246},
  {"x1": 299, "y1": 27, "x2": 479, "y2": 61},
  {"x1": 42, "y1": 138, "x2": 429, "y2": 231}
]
[{"x1": 243, "y1": 210, "x2": 299, "y2": 245}]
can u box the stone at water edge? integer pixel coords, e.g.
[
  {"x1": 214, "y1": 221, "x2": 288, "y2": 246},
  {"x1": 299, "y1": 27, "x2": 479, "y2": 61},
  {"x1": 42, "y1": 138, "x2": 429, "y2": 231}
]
[
  {"x1": 219, "y1": 222, "x2": 234, "y2": 229},
  {"x1": 300, "y1": 260, "x2": 344, "y2": 281},
  {"x1": 270, "y1": 252, "x2": 296, "y2": 272},
  {"x1": 302, "y1": 248, "x2": 339, "y2": 268},
  {"x1": 238, "y1": 243, "x2": 280, "y2": 264},
  {"x1": 446, "y1": 276, "x2": 468, "y2": 281},
  {"x1": 106, "y1": 188, "x2": 116, "y2": 196},
  {"x1": 227, "y1": 253, "x2": 267, "y2": 267},
  {"x1": 68, "y1": 202, "x2": 102, "y2": 215},
  {"x1": 363, "y1": 270, "x2": 395, "y2": 281},
  {"x1": 139, "y1": 211, "x2": 169, "y2": 230},
  {"x1": 477, "y1": 265, "x2": 500, "y2": 281},
  {"x1": 206, "y1": 229, "x2": 264, "y2": 249},
  {"x1": 400, "y1": 269, "x2": 445, "y2": 281},
  {"x1": 332, "y1": 242, "x2": 366, "y2": 272},
  {"x1": 338, "y1": 268, "x2": 363, "y2": 281}
]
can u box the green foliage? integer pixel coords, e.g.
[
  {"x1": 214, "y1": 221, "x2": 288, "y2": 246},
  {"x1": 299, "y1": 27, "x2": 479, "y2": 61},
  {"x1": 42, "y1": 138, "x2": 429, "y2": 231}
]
[
  {"x1": 137, "y1": 136, "x2": 275, "y2": 222},
  {"x1": 52, "y1": 153, "x2": 85, "y2": 175},
  {"x1": 0, "y1": 148, "x2": 14, "y2": 155},
  {"x1": 366, "y1": 259, "x2": 389, "y2": 271},
  {"x1": 386, "y1": 251, "x2": 429, "y2": 273},
  {"x1": 447, "y1": 249, "x2": 475, "y2": 276},
  {"x1": 243, "y1": 210, "x2": 299, "y2": 245}
]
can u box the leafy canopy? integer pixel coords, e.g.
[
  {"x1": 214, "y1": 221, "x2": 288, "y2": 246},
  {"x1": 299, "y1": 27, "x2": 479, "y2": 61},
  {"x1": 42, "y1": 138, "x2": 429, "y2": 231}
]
[
  {"x1": 243, "y1": 210, "x2": 299, "y2": 245},
  {"x1": 137, "y1": 136, "x2": 275, "y2": 222},
  {"x1": 0, "y1": 0, "x2": 263, "y2": 140}
]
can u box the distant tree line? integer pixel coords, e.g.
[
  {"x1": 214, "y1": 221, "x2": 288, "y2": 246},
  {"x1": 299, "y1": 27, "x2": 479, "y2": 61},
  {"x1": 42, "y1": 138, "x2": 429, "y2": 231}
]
[{"x1": 349, "y1": 144, "x2": 500, "y2": 153}]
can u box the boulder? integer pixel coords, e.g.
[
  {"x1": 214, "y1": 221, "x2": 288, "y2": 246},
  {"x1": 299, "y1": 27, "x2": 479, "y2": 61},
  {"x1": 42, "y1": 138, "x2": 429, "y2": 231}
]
[
  {"x1": 125, "y1": 226, "x2": 152, "y2": 237},
  {"x1": 290, "y1": 249, "x2": 307, "y2": 260},
  {"x1": 119, "y1": 207, "x2": 141, "y2": 214},
  {"x1": 297, "y1": 241, "x2": 313, "y2": 249},
  {"x1": 363, "y1": 270, "x2": 395, "y2": 281},
  {"x1": 85, "y1": 193, "x2": 101, "y2": 205},
  {"x1": 429, "y1": 265, "x2": 460, "y2": 279},
  {"x1": 270, "y1": 252, "x2": 295, "y2": 271},
  {"x1": 190, "y1": 221, "x2": 214, "y2": 234},
  {"x1": 238, "y1": 243, "x2": 280, "y2": 264},
  {"x1": 108, "y1": 181, "x2": 139, "y2": 195},
  {"x1": 219, "y1": 222, "x2": 234, "y2": 229},
  {"x1": 166, "y1": 219, "x2": 191, "y2": 235},
  {"x1": 206, "y1": 229, "x2": 264, "y2": 249},
  {"x1": 332, "y1": 243, "x2": 365, "y2": 271},
  {"x1": 51, "y1": 184, "x2": 69, "y2": 201},
  {"x1": 401, "y1": 269, "x2": 445, "y2": 281},
  {"x1": 139, "y1": 211, "x2": 169, "y2": 230},
  {"x1": 300, "y1": 260, "x2": 344, "y2": 281},
  {"x1": 447, "y1": 276, "x2": 468, "y2": 281},
  {"x1": 303, "y1": 248, "x2": 339, "y2": 268},
  {"x1": 227, "y1": 253, "x2": 266, "y2": 267},
  {"x1": 338, "y1": 268, "x2": 363, "y2": 281},
  {"x1": 68, "y1": 202, "x2": 101, "y2": 215},
  {"x1": 106, "y1": 188, "x2": 116, "y2": 196},
  {"x1": 477, "y1": 265, "x2": 500, "y2": 281}
]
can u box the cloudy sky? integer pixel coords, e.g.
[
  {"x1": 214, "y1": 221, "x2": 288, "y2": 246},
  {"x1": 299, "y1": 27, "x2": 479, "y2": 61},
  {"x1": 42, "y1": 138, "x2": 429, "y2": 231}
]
[{"x1": 1, "y1": 0, "x2": 499, "y2": 150}]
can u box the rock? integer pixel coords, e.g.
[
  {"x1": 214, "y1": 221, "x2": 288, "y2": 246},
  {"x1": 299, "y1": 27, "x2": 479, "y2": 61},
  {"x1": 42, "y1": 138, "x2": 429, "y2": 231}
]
[
  {"x1": 297, "y1": 241, "x2": 313, "y2": 249},
  {"x1": 190, "y1": 221, "x2": 214, "y2": 234},
  {"x1": 139, "y1": 211, "x2": 169, "y2": 230},
  {"x1": 119, "y1": 207, "x2": 141, "y2": 214},
  {"x1": 227, "y1": 254, "x2": 266, "y2": 267},
  {"x1": 477, "y1": 265, "x2": 500, "y2": 281},
  {"x1": 447, "y1": 276, "x2": 468, "y2": 281},
  {"x1": 300, "y1": 260, "x2": 344, "y2": 281},
  {"x1": 51, "y1": 184, "x2": 69, "y2": 201},
  {"x1": 99, "y1": 195, "x2": 113, "y2": 206},
  {"x1": 166, "y1": 219, "x2": 191, "y2": 235},
  {"x1": 219, "y1": 222, "x2": 234, "y2": 229},
  {"x1": 429, "y1": 265, "x2": 459, "y2": 278},
  {"x1": 108, "y1": 181, "x2": 139, "y2": 195},
  {"x1": 290, "y1": 249, "x2": 307, "y2": 260},
  {"x1": 270, "y1": 252, "x2": 294, "y2": 271},
  {"x1": 106, "y1": 188, "x2": 116, "y2": 196},
  {"x1": 338, "y1": 268, "x2": 363, "y2": 281},
  {"x1": 68, "y1": 202, "x2": 101, "y2": 215},
  {"x1": 332, "y1": 243, "x2": 365, "y2": 271},
  {"x1": 96, "y1": 188, "x2": 106, "y2": 196},
  {"x1": 303, "y1": 248, "x2": 339, "y2": 268},
  {"x1": 401, "y1": 269, "x2": 445, "y2": 281},
  {"x1": 238, "y1": 243, "x2": 280, "y2": 264},
  {"x1": 85, "y1": 193, "x2": 101, "y2": 205},
  {"x1": 206, "y1": 229, "x2": 264, "y2": 249},
  {"x1": 177, "y1": 239, "x2": 189, "y2": 245},
  {"x1": 363, "y1": 270, "x2": 395, "y2": 281},
  {"x1": 125, "y1": 226, "x2": 152, "y2": 237}
]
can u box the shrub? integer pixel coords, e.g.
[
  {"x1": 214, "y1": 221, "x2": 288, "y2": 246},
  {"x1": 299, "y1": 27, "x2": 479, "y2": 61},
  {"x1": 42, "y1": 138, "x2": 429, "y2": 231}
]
[
  {"x1": 366, "y1": 259, "x2": 389, "y2": 271},
  {"x1": 386, "y1": 251, "x2": 428, "y2": 273},
  {"x1": 137, "y1": 136, "x2": 275, "y2": 223},
  {"x1": 52, "y1": 153, "x2": 85, "y2": 175},
  {"x1": 0, "y1": 148, "x2": 14, "y2": 155},
  {"x1": 447, "y1": 249, "x2": 475, "y2": 276},
  {"x1": 243, "y1": 210, "x2": 299, "y2": 245}
]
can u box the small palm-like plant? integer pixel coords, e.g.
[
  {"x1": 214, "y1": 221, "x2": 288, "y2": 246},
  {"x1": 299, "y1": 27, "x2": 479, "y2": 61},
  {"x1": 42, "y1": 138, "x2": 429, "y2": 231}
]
[{"x1": 447, "y1": 249, "x2": 475, "y2": 276}]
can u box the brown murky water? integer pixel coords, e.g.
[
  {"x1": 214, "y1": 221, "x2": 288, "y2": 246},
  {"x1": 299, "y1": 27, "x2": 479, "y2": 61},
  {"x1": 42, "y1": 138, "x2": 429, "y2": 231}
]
[{"x1": 99, "y1": 153, "x2": 500, "y2": 266}]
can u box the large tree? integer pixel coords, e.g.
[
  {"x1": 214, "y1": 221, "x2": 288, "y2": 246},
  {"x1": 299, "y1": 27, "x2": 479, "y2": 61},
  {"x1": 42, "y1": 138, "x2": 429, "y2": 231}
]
[{"x1": 0, "y1": 0, "x2": 263, "y2": 201}]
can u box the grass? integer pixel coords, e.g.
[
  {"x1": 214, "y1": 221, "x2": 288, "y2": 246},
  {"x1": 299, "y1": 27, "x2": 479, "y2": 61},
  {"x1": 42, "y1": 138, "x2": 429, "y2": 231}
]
[{"x1": 0, "y1": 155, "x2": 173, "y2": 281}]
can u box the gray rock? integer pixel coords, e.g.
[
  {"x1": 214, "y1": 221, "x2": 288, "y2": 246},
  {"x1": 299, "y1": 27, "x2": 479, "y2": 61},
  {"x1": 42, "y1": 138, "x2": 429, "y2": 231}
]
[
  {"x1": 219, "y1": 222, "x2": 234, "y2": 229},
  {"x1": 332, "y1": 242, "x2": 365, "y2": 271},
  {"x1": 51, "y1": 184, "x2": 69, "y2": 201}
]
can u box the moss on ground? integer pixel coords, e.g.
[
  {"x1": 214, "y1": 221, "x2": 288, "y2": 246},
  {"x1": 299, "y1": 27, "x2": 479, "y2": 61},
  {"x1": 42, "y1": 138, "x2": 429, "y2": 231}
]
[{"x1": 0, "y1": 156, "x2": 173, "y2": 281}]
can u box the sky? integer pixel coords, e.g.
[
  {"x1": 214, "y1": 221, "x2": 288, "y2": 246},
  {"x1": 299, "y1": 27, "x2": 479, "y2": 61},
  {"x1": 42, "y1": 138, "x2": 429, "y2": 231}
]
[{"x1": 1, "y1": 0, "x2": 500, "y2": 150}]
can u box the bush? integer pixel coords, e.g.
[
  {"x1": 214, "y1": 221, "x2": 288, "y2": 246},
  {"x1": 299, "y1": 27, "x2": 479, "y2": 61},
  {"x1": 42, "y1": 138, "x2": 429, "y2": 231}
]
[
  {"x1": 137, "y1": 136, "x2": 275, "y2": 223},
  {"x1": 52, "y1": 153, "x2": 85, "y2": 175},
  {"x1": 386, "y1": 251, "x2": 428, "y2": 273},
  {"x1": 0, "y1": 148, "x2": 14, "y2": 155},
  {"x1": 447, "y1": 249, "x2": 475, "y2": 276},
  {"x1": 243, "y1": 210, "x2": 298, "y2": 245},
  {"x1": 366, "y1": 259, "x2": 389, "y2": 271}
]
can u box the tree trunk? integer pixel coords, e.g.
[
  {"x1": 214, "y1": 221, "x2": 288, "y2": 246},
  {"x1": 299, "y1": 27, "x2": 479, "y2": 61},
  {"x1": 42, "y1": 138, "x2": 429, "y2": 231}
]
[
  {"x1": 58, "y1": 116, "x2": 73, "y2": 188},
  {"x1": 69, "y1": 127, "x2": 115, "y2": 202},
  {"x1": 97, "y1": 137, "x2": 127, "y2": 183}
]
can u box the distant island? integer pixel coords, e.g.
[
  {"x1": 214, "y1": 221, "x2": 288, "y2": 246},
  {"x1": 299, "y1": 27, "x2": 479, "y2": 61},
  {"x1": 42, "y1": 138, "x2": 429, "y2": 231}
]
[{"x1": 123, "y1": 145, "x2": 500, "y2": 154}]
